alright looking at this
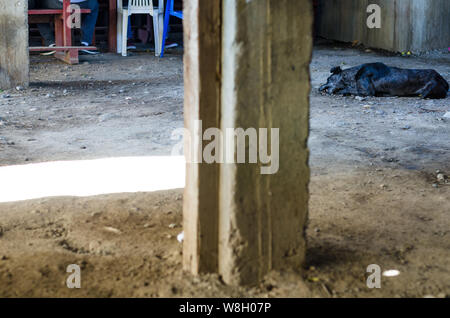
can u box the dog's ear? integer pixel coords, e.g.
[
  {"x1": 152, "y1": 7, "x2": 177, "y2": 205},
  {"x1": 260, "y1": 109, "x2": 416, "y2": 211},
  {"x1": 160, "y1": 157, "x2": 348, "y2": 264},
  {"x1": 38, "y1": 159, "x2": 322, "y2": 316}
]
[{"x1": 330, "y1": 66, "x2": 342, "y2": 75}]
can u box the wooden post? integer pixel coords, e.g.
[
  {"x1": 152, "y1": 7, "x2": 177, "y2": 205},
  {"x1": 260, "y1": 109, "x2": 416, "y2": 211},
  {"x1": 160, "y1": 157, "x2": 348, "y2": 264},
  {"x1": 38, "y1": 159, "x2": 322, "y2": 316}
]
[
  {"x1": 218, "y1": 0, "x2": 312, "y2": 285},
  {"x1": 0, "y1": 0, "x2": 29, "y2": 90},
  {"x1": 108, "y1": 0, "x2": 117, "y2": 53},
  {"x1": 55, "y1": 0, "x2": 79, "y2": 65},
  {"x1": 183, "y1": 0, "x2": 222, "y2": 274},
  {"x1": 183, "y1": 0, "x2": 312, "y2": 285}
]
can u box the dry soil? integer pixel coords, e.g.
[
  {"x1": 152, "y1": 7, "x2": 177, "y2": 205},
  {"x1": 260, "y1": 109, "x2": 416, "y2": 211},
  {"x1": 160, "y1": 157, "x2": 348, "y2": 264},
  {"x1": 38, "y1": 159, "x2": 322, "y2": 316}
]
[{"x1": 0, "y1": 44, "x2": 449, "y2": 297}]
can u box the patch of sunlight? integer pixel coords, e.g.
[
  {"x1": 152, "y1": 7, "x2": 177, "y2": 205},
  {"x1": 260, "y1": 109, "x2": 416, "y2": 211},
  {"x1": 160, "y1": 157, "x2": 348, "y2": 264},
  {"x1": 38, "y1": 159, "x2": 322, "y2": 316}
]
[{"x1": 0, "y1": 156, "x2": 185, "y2": 203}]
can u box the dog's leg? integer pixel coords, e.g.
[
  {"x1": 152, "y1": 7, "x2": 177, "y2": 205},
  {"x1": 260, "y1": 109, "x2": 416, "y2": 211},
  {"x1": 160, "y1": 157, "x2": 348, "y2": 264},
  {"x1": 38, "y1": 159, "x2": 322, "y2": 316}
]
[{"x1": 417, "y1": 81, "x2": 440, "y2": 99}]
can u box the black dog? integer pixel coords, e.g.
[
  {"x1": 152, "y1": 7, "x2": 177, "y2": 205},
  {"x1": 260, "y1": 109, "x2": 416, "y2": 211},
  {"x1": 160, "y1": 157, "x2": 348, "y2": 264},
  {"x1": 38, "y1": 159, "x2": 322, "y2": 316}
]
[{"x1": 319, "y1": 62, "x2": 449, "y2": 99}]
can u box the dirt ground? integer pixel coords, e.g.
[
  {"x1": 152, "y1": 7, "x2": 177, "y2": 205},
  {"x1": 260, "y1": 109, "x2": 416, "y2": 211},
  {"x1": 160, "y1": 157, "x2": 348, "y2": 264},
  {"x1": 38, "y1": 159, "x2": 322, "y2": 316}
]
[{"x1": 0, "y1": 43, "x2": 449, "y2": 297}]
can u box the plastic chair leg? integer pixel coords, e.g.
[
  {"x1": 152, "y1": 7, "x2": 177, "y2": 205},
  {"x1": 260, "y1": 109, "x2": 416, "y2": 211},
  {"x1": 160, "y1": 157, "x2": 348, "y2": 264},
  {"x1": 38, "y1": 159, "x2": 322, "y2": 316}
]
[
  {"x1": 117, "y1": 10, "x2": 123, "y2": 53},
  {"x1": 153, "y1": 9, "x2": 160, "y2": 56},
  {"x1": 121, "y1": 9, "x2": 128, "y2": 56},
  {"x1": 158, "y1": 7, "x2": 164, "y2": 53}
]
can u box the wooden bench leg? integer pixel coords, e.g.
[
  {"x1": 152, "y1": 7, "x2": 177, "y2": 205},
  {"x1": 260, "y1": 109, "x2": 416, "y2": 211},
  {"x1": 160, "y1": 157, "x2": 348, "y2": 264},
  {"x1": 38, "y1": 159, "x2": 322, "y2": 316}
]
[
  {"x1": 109, "y1": 0, "x2": 117, "y2": 53},
  {"x1": 54, "y1": 9, "x2": 79, "y2": 64}
]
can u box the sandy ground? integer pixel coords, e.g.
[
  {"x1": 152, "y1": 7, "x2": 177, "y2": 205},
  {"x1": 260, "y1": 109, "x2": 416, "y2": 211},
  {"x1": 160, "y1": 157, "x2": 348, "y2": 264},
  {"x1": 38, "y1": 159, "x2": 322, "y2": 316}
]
[{"x1": 0, "y1": 43, "x2": 449, "y2": 297}]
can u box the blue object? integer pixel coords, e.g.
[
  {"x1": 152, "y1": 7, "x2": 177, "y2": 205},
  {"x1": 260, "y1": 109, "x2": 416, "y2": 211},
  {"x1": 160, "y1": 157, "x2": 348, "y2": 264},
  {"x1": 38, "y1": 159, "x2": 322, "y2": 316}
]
[
  {"x1": 160, "y1": 0, "x2": 183, "y2": 58},
  {"x1": 128, "y1": 16, "x2": 133, "y2": 40}
]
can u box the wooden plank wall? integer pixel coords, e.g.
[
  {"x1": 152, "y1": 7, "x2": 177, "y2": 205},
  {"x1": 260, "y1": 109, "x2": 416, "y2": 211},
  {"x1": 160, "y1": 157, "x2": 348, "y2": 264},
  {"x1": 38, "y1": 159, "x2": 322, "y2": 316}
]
[{"x1": 317, "y1": 0, "x2": 449, "y2": 52}]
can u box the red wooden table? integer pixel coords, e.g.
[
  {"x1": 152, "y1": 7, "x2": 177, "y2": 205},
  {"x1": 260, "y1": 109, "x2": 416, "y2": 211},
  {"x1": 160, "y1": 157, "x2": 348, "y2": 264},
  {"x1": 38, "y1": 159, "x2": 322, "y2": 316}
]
[{"x1": 28, "y1": 0, "x2": 96, "y2": 64}]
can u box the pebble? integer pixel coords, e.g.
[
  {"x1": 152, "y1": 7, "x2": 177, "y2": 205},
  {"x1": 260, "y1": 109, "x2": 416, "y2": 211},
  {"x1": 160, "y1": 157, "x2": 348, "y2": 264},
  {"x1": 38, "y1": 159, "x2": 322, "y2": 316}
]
[
  {"x1": 168, "y1": 223, "x2": 177, "y2": 229},
  {"x1": 89, "y1": 240, "x2": 102, "y2": 253},
  {"x1": 355, "y1": 96, "x2": 366, "y2": 101},
  {"x1": 437, "y1": 173, "x2": 446, "y2": 182},
  {"x1": 1, "y1": 94, "x2": 11, "y2": 99},
  {"x1": 103, "y1": 226, "x2": 122, "y2": 234},
  {"x1": 15, "y1": 86, "x2": 24, "y2": 91},
  {"x1": 432, "y1": 183, "x2": 439, "y2": 188},
  {"x1": 443, "y1": 112, "x2": 450, "y2": 119},
  {"x1": 45, "y1": 93, "x2": 55, "y2": 98},
  {"x1": 401, "y1": 125, "x2": 411, "y2": 130}
]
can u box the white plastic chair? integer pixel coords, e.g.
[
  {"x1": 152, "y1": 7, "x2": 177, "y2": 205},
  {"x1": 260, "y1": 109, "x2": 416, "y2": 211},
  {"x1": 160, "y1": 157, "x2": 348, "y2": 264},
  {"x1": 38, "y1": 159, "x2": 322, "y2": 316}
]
[{"x1": 117, "y1": 0, "x2": 164, "y2": 57}]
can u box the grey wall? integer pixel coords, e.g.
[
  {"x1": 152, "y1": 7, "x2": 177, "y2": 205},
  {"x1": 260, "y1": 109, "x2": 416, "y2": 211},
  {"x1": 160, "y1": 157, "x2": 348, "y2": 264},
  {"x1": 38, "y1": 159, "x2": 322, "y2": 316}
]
[{"x1": 317, "y1": 0, "x2": 450, "y2": 52}]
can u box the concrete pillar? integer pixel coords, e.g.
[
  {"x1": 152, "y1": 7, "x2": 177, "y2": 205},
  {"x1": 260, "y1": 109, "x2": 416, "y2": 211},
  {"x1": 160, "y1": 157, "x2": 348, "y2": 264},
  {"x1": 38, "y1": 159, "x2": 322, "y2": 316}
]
[
  {"x1": 183, "y1": 0, "x2": 312, "y2": 285},
  {"x1": 0, "y1": 0, "x2": 29, "y2": 90}
]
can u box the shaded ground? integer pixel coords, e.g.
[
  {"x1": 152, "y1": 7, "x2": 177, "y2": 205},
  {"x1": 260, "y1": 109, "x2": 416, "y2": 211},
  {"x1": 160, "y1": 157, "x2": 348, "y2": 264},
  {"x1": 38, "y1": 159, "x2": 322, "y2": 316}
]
[
  {"x1": 0, "y1": 53, "x2": 184, "y2": 165},
  {"x1": 0, "y1": 44, "x2": 449, "y2": 297}
]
